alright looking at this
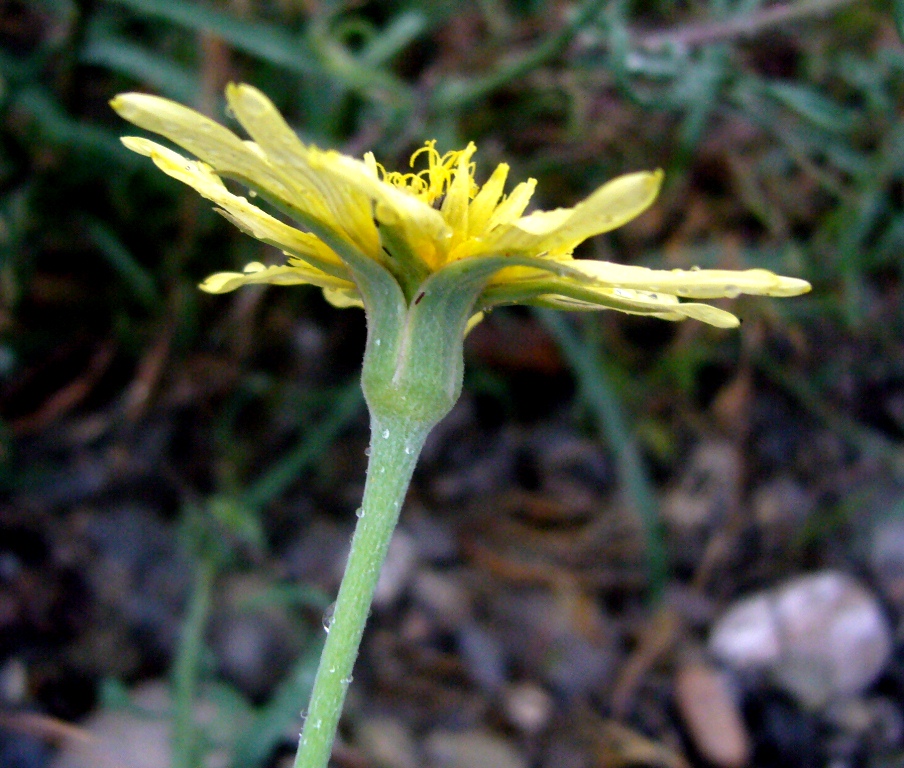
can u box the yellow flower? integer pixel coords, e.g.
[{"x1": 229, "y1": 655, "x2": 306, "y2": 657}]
[{"x1": 111, "y1": 83, "x2": 809, "y2": 329}]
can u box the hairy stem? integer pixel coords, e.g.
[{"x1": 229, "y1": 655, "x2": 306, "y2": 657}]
[{"x1": 292, "y1": 416, "x2": 428, "y2": 768}]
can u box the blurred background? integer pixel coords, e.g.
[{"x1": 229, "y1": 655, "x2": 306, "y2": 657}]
[{"x1": 2, "y1": 1, "x2": 904, "y2": 767}]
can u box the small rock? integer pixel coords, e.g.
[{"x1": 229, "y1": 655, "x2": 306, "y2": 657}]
[
  {"x1": 710, "y1": 571, "x2": 892, "y2": 708},
  {"x1": 663, "y1": 442, "x2": 741, "y2": 529},
  {"x1": 423, "y1": 730, "x2": 526, "y2": 768},
  {"x1": 356, "y1": 716, "x2": 419, "y2": 768},
  {"x1": 502, "y1": 682, "x2": 554, "y2": 735},
  {"x1": 751, "y1": 477, "x2": 815, "y2": 549},
  {"x1": 49, "y1": 681, "x2": 234, "y2": 768},
  {"x1": 208, "y1": 575, "x2": 304, "y2": 699},
  {"x1": 662, "y1": 442, "x2": 742, "y2": 567},
  {"x1": 458, "y1": 621, "x2": 507, "y2": 692},
  {"x1": 410, "y1": 570, "x2": 472, "y2": 629},
  {"x1": 674, "y1": 662, "x2": 750, "y2": 768},
  {"x1": 868, "y1": 515, "x2": 904, "y2": 611},
  {"x1": 0, "y1": 657, "x2": 28, "y2": 704}
]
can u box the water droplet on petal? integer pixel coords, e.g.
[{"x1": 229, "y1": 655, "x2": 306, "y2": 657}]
[
  {"x1": 375, "y1": 338, "x2": 381, "y2": 346},
  {"x1": 724, "y1": 285, "x2": 741, "y2": 298},
  {"x1": 364, "y1": 447, "x2": 372, "y2": 457},
  {"x1": 355, "y1": 507, "x2": 364, "y2": 518},
  {"x1": 382, "y1": 429, "x2": 390, "y2": 439}
]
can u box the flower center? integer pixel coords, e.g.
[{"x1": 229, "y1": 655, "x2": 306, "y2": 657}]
[{"x1": 375, "y1": 140, "x2": 476, "y2": 206}]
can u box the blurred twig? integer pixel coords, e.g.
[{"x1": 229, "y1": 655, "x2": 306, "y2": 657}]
[{"x1": 634, "y1": 0, "x2": 860, "y2": 50}]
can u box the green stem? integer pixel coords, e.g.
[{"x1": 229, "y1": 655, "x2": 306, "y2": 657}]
[
  {"x1": 292, "y1": 415, "x2": 428, "y2": 768},
  {"x1": 171, "y1": 557, "x2": 217, "y2": 768}
]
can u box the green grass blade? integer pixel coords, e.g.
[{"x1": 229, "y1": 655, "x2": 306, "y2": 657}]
[
  {"x1": 231, "y1": 636, "x2": 324, "y2": 768},
  {"x1": 241, "y1": 381, "x2": 363, "y2": 511},
  {"x1": 104, "y1": 0, "x2": 319, "y2": 75},
  {"x1": 84, "y1": 218, "x2": 161, "y2": 309},
  {"x1": 536, "y1": 309, "x2": 667, "y2": 602},
  {"x1": 81, "y1": 32, "x2": 199, "y2": 103}
]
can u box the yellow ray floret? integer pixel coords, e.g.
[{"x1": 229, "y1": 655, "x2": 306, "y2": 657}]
[{"x1": 112, "y1": 83, "x2": 810, "y2": 327}]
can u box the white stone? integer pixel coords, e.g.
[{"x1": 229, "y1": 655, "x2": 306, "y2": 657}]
[
  {"x1": 502, "y1": 682, "x2": 554, "y2": 735},
  {"x1": 710, "y1": 571, "x2": 892, "y2": 708},
  {"x1": 49, "y1": 682, "x2": 234, "y2": 768},
  {"x1": 423, "y1": 730, "x2": 526, "y2": 768},
  {"x1": 356, "y1": 716, "x2": 419, "y2": 768}
]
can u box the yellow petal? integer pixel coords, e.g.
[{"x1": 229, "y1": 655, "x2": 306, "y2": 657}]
[
  {"x1": 464, "y1": 312, "x2": 485, "y2": 335},
  {"x1": 440, "y1": 143, "x2": 476, "y2": 249},
  {"x1": 224, "y1": 84, "x2": 380, "y2": 257},
  {"x1": 567, "y1": 261, "x2": 812, "y2": 298},
  {"x1": 542, "y1": 286, "x2": 741, "y2": 328},
  {"x1": 112, "y1": 93, "x2": 293, "y2": 200},
  {"x1": 123, "y1": 137, "x2": 348, "y2": 277},
  {"x1": 322, "y1": 151, "x2": 451, "y2": 268},
  {"x1": 540, "y1": 170, "x2": 663, "y2": 247},
  {"x1": 322, "y1": 286, "x2": 364, "y2": 309},
  {"x1": 199, "y1": 261, "x2": 355, "y2": 294},
  {"x1": 492, "y1": 170, "x2": 662, "y2": 253},
  {"x1": 486, "y1": 178, "x2": 537, "y2": 231},
  {"x1": 468, "y1": 163, "x2": 508, "y2": 236}
]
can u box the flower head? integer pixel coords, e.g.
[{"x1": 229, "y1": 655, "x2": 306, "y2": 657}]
[{"x1": 112, "y1": 83, "x2": 809, "y2": 329}]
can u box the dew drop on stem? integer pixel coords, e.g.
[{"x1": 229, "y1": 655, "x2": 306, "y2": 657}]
[{"x1": 322, "y1": 602, "x2": 336, "y2": 633}]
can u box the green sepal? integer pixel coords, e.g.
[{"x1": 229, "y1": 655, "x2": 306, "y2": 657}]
[
  {"x1": 376, "y1": 222, "x2": 433, "y2": 302},
  {"x1": 359, "y1": 250, "x2": 592, "y2": 428}
]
